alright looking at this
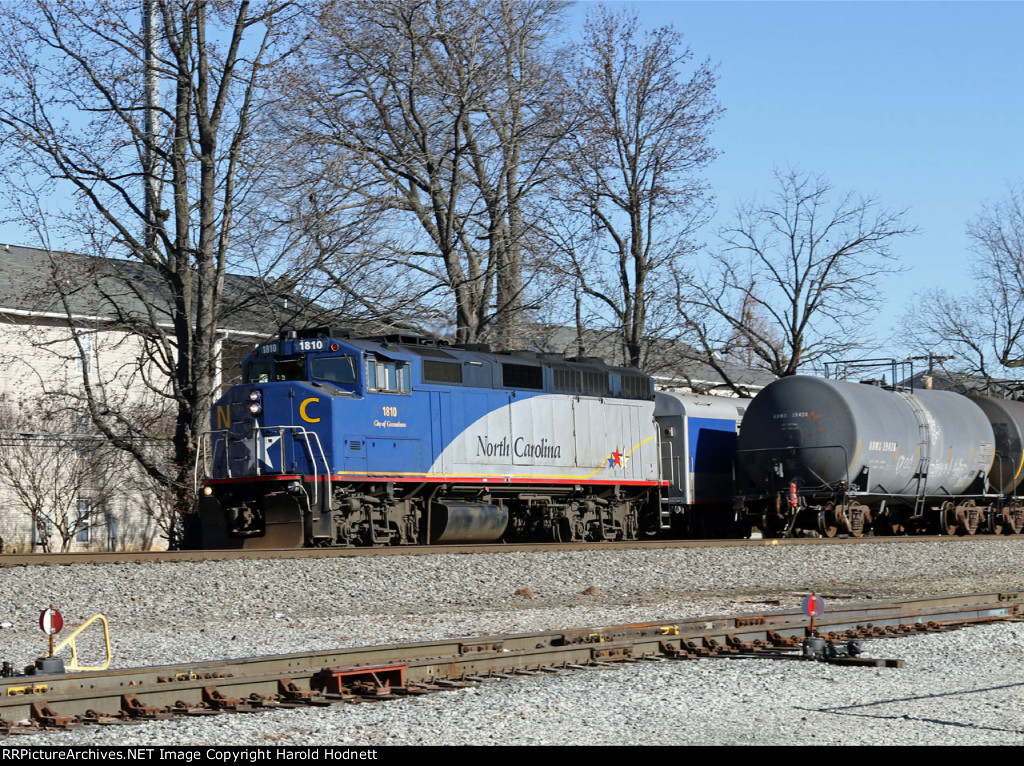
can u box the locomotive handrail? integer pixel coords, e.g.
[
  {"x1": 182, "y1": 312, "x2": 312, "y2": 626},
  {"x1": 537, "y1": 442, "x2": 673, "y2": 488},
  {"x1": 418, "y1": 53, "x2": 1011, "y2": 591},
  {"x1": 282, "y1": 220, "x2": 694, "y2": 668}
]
[{"x1": 193, "y1": 426, "x2": 331, "y2": 508}]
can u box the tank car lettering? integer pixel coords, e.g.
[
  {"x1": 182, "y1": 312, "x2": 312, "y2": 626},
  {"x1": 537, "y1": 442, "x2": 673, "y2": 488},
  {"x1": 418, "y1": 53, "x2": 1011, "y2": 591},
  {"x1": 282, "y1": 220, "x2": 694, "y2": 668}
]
[
  {"x1": 513, "y1": 437, "x2": 562, "y2": 460},
  {"x1": 771, "y1": 411, "x2": 809, "y2": 420},
  {"x1": 868, "y1": 441, "x2": 897, "y2": 452},
  {"x1": 477, "y1": 435, "x2": 511, "y2": 457},
  {"x1": 299, "y1": 397, "x2": 321, "y2": 423}
]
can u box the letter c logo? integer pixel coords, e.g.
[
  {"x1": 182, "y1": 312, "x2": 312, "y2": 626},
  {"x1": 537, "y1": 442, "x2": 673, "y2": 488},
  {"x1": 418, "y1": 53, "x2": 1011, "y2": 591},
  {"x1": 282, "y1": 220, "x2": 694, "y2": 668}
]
[{"x1": 299, "y1": 397, "x2": 321, "y2": 423}]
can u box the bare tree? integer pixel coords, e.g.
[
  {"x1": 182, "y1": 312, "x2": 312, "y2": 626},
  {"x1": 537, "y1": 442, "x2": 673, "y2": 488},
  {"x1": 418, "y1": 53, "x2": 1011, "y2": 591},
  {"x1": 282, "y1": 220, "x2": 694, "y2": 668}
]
[
  {"x1": 0, "y1": 0, "x2": 302, "y2": 523},
  {"x1": 551, "y1": 6, "x2": 720, "y2": 368},
  {"x1": 677, "y1": 169, "x2": 914, "y2": 385},
  {"x1": 902, "y1": 185, "x2": 1024, "y2": 392},
  {"x1": 0, "y1": 398, "x2": 120, "y2": 553},
  {"x1": 275, "y1": 0, "x2": 567, "y2": 347}
]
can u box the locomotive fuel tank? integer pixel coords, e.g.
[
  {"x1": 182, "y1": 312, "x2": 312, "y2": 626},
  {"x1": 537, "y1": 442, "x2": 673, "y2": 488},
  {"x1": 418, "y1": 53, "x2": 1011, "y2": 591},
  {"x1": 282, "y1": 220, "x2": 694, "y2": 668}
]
[
  {"x1": 738, "y1": 376, "x2": 995, "y2": 498},
  {"x1": 969, "y1": 395, "x2": 1024, "y2": 496}
]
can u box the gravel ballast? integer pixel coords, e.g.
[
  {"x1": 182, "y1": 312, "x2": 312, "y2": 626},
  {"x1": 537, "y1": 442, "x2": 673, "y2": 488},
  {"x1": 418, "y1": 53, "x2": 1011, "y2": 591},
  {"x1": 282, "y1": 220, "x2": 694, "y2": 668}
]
[{"x1": 2, "y1": 538, "x2": 1024, "y2": 745}]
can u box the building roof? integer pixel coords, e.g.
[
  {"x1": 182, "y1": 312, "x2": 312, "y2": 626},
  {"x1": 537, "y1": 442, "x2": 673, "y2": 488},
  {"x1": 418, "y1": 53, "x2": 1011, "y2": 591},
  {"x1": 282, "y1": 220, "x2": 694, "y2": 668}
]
[
  {"x1": 522, "y1": 324, "x2": 776, "y2": 395},
  {"x1": 904, "y1": 370, "x2": 1024, "y2": 400},
  {"x1": 0, "y1": 244, "x2": 318, "y2": 337}
]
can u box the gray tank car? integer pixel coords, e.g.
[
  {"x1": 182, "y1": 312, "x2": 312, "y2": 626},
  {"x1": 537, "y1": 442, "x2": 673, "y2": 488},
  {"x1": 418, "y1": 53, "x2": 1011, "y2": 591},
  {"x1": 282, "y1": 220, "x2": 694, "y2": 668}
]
[
  {"x1": 967, "y1": 395, "x2": 1024, "y2": 533},
  {"x1": 736, "y1": 376, "x2": 999, "y2": 536}
]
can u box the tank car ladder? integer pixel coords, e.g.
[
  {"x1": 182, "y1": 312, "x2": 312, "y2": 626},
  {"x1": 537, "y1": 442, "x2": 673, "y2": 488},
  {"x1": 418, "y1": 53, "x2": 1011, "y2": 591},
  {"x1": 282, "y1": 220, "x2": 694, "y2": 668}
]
[{"x1": 898, "y1": 392, "x2": 931, "y2": 518}]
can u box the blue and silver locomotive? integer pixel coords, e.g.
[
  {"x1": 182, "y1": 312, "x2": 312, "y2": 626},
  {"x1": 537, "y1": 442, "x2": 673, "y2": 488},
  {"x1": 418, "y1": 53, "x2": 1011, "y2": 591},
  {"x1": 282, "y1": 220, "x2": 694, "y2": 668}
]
[{"x1": 191, "y1": 327, "x2": 747, "y2": 548}]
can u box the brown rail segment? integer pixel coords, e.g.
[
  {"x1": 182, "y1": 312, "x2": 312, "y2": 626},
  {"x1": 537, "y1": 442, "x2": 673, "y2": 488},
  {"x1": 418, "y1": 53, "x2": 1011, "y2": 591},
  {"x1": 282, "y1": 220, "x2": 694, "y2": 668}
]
[
  {"x1": 2, "y1": 534, "x2": 1015, "y2": 568},
  {"x1": 2, "y1": 591, "x2": 1020, "y2": 733}
]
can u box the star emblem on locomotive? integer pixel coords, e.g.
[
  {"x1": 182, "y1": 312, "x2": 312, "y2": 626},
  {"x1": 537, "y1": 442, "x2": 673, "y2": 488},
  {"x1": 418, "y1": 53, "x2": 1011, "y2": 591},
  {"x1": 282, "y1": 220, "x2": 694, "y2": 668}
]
[{"x1": 606, "y1": 448, "x2": 624, "y2": 468}]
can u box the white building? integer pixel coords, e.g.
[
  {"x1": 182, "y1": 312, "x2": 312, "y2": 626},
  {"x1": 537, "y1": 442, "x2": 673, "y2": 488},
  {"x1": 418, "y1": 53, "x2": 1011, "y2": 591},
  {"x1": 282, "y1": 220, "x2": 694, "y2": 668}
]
[{"x1": 0, "y1": 245, "x2": 304, "y2": 552}]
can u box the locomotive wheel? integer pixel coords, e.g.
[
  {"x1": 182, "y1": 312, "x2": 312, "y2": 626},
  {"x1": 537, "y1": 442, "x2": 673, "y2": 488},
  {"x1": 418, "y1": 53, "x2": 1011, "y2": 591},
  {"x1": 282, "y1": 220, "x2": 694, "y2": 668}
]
[{"x1": 551, "y1": 517, "x2": 573, "y2": 543}]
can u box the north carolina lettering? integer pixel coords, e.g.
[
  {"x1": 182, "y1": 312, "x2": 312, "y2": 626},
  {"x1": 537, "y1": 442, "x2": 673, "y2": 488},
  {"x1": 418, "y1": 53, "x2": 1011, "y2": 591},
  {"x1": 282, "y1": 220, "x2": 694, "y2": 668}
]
[{"x1": 476, "y1": 435, "x2": 561, "y2": 459}]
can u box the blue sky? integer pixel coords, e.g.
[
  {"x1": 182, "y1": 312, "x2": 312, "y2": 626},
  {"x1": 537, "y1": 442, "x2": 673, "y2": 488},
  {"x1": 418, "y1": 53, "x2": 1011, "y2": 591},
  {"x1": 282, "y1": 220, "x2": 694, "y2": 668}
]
[
  {"x1": 2, "y1": 1, "x2": 1019, "y2": 349},
  {"x1": 568, "y1": 1, "x2": 1024, "y2": 344}
]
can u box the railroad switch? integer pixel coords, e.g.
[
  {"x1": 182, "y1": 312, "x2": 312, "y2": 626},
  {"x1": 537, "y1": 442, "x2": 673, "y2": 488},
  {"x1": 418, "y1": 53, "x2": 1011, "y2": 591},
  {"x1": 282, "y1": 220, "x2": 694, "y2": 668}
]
[
  {"x1": 590, "y1": 646, "x2": 633, "y2": 661},
  {"x1": 30, "y1": 700, "x2": 76, "y2": 728},
  {"x1": 202, "y1": 685, "x2": 253, "y2": 711},
  {"x1": 312, "y1": 663, "x2": 407, "y2": 697},
  {"x1": 460, "y1": 641, "x2": 504, "y2": 654},
  {"x1": 121, "y1": 693, "x2": 172, "y2": 720},
  {"x1": 81, "y1": 709, "x2": 128, "y2": 725},
  {"x1": 278, "y1": 678, "x2": 330, "y2": 706}
]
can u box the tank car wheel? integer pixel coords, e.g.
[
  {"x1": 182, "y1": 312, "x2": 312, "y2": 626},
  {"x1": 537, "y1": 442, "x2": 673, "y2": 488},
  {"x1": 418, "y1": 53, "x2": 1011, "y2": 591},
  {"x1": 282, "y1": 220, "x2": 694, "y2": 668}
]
[
  {"x1": 999, "y1": 501, "x2": 1024, "y2": 532},
  {"x1": 959, "y1": 501, "x2": 981, "y2": 536},
  {"x1": 1008, "y1": 504, "x2": 1024, "y2": 535},
  {"x1": 988, "y1": 508, "x2": 1016, "y2": 535},
  {"x1": 818, "y1": 503, "x2": 839, "y2": 538},
  {"x1": 760, "y1": 513, "x2": 784, "y2": 539},
  {"x1": 939, "y1": 501, "x2": 963, "y2": 536},
  {"x1": 844, "y1": 504, "x2": 870, "y2": 538},
  {"x1": 873, "y1": 508, "x2": 903, "y2": 536}
]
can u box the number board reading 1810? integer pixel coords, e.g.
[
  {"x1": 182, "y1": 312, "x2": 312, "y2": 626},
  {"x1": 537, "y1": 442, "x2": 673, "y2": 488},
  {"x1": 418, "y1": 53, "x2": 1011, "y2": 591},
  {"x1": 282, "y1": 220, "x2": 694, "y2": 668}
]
[{"x1": 258, "y1": 339, "x2": 326, "y2": 355}]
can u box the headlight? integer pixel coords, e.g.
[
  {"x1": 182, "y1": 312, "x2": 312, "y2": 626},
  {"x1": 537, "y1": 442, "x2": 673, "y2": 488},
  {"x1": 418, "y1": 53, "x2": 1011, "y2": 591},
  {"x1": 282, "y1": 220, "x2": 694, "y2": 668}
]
[{"x1": 248, "y1": 389, "x2": 263, "y2": 416}]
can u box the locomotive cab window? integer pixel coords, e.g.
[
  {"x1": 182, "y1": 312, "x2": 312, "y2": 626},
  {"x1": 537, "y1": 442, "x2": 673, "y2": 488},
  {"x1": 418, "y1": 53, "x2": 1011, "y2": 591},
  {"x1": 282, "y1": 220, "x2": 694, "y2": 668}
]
[
  {"x1": 275, "y1": 357, "x2": 306, "y2": 381},
  {"x1": 244, "y1": 362, "x2": 271, "y2": 384},
  {"x1": 311, "y1": 355, "x2": 358, "y2": 387},
  {"x1": 366, "y1": 356, "x2": 411, "y2": 394}
]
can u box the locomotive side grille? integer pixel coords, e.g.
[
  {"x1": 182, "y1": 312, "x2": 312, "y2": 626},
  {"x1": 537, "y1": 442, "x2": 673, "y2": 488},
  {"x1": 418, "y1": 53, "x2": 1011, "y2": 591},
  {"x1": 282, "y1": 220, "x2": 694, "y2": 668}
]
[
  {"x1": 553, "y1": 366, "x2": 581, "y2": 393},
  {"x1": 620, "y1": 373, "x2": 650, "y2": 399},
  {"x1": 502, "y1": 363, "x2": 543, "y2": 390},
  {"x1": 582, "y1": 370, "x2": 610, "y2": 396},
  {"x1": 423, "y1": 360, "x2": 463, "y2": 384}
]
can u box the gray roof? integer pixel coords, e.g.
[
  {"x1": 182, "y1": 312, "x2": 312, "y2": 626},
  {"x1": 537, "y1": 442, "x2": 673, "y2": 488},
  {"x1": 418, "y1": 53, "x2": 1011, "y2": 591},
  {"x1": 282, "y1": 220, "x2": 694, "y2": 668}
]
[
  {"x1": 0, "y1": 244, "x2": 321, "y2": 337},
  {"x1": 904, "y1": 370, "x2": 1024, "y2": 400},
  {"x1": 522, "y1": 324, "x2": 776, "y2": 395}
]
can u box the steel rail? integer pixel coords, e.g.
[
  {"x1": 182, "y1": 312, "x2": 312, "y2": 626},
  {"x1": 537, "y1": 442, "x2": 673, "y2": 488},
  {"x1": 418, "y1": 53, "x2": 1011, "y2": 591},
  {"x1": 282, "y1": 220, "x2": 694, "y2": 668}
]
[
  {"x1": 1, "y1": 591, "x2": 1020, "y2": 732},
  {"x1": 3, "y1": 534, "x2": 1017, "y2": 568}
]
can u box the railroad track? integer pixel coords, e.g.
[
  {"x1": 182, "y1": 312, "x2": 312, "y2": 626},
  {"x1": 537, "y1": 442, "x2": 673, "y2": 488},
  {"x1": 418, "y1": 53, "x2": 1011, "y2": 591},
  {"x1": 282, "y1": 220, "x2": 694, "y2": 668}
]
[
  {"x1": 3, "y1": 533, "x2": 1015, "y2": 568},
  {"x1": 2, "y1": 591, "x2": 1020, "y2": 735}
]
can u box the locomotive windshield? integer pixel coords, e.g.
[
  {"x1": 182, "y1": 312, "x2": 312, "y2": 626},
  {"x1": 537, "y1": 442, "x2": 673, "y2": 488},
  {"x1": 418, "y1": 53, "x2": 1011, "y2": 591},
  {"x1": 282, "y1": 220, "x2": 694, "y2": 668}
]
[
  {"x1": 244, "y1": 362, "x2": 271, "y2": 384},
  {"x1": 242, "y1": 352, "x2": 359, "y2": 388},
  {"x1": 311, "y1": 355, "x2": 358, "y2": 386}
]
